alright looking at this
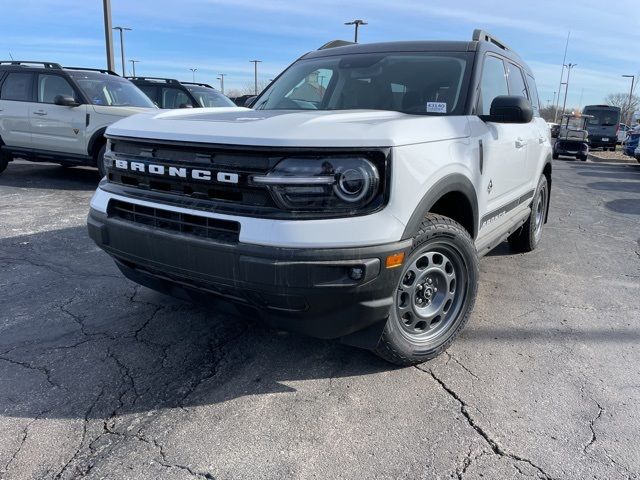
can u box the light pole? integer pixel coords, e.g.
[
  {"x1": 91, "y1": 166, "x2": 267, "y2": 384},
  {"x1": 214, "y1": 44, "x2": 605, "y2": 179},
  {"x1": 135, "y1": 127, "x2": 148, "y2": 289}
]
[
  {"x1": 250, "y1": 60, "x2": 262, "y2": 95},
  {"x1": 129, "y1": 59, "x2": 139, "y2": 77},
  {"x1": 102, "y1": 0, "x2": 115, "y2": 72},
  {"x1": 190, "y1": 68, "x2": 197, "y2": 82},
  {"x1": 561, "y1": 63, "x2": 576, "y2": 117},
  {"x1": 217, "y1": 73, "x2": 226, "y2": 94},
  {"x1": 554, "y1": 31, "x2": 571, "y2": 123},
  {"x1": 344, "y1": 19, "x2": 367, "y2": 43},
  {"x1": 622, "y1": 74, "x2": 635, "y2": 125},
  {"x1": 552, "y1": 91, "x2": 557, "y2": 108},
  {"x1": 113, "y1": 26, "x2": 131, "y2": 77}
]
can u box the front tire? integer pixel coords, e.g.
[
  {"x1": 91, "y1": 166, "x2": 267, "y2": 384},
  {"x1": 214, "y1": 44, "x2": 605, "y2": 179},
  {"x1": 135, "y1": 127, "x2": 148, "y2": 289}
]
[
  {"x1": 96, "y1": 144, "x2": 107, "y2": 178},
  {"x1": 508, "y1": 174, "x2": 549, "y2": 252},
  {"x1": 0, "y1": 157, "x2": 7, "y2": 175},
  {"x1": 373, "y1": 214, "x2": 479, "y2": 366}
]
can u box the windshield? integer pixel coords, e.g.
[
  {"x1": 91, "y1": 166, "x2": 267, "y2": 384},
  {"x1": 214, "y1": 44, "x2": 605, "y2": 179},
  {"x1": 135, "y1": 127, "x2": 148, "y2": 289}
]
[
  {"x1": 253, "y1": 52, "x2": 471, "y2": 115},
  {"x1": 69, "y1": 71, "x2": 156, "y2": 108},
  {"x1": 583, "y1": 108, "x2": 620, "y2": 126},
  {"x1": 185, "y1": 86, "x2": 235, "y2": 108}
]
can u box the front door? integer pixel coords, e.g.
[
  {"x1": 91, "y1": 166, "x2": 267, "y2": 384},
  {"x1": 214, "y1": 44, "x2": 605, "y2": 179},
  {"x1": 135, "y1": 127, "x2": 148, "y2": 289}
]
[{"x1": 30, "y1": 73, "x2": 87, "y2": 156}]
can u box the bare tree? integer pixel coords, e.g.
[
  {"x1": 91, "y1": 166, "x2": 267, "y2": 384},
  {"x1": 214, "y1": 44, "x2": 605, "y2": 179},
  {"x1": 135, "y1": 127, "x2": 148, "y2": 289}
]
[
  {"x1": 604, "y1": 92, "x2": 640, "y2": 124},
  {"x1": 226, "y1": 80, "x2": 271, "y2": 99},
  {"x1": 540, "y1": 105, "x2": 580, "y2": 123}
]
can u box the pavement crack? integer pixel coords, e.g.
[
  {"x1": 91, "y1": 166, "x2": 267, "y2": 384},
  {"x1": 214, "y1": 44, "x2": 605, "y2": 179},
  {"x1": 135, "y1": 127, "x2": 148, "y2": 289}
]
[
  {"x1": 417, "y1": 366, "x2": 555, "y2": 480},
  {"x1": 583, "y1": 401, "x2": 604, "y2": 453},
  {"x1": 0, "y1": 355, "x2": 62, "y2": 390},
  {"x1": 2, "y1": 409, "x2": 50, "y2": 476},
  {"x1": 445, "y1": 352, "x2": 480, "y2": 380}
]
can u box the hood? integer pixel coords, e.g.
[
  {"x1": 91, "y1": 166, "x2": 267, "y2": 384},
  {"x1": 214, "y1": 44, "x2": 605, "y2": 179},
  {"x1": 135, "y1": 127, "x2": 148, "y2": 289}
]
[
  {"x1": 106, "y1": 107, "x2": 470, "y2": 147},
  {"x1": 92, "y1": 105, "x2": 156, "y2": 118}
]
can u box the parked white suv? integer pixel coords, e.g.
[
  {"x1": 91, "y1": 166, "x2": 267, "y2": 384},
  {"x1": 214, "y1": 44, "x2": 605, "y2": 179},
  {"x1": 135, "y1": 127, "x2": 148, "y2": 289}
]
[
  {"x1": 88, "y1": 30, "x2": 552, "y2": 365},
  {"x1": 0, "y1": 61, "x2": 156, "y2": 176}
]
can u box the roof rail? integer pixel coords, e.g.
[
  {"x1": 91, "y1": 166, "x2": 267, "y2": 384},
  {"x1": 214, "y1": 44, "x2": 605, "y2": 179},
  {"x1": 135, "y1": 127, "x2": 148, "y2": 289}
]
[
  {"x1": 0, "y1": 61, "x2": 62, "y2": 69},
  {"x1": 64, "y1": 67, "x2": 119, "y2": 76},
  {"x1": 318, "y1": 39, "x2": 355, "y2": 50},
  {"x1": 182, "y1": 81, "x2": 215, "y2": 88},
  {"x1": 472, "y1": 29, "x2": 510, "y2": 51},
  {"x1": 126, "y1": 76, "x2": 180, "y2": 84}
]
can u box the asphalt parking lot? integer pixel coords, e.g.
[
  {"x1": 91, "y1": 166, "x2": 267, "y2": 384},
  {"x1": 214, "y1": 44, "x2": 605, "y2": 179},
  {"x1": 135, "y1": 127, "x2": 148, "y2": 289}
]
[{"x1": 1, "y1": 158, "x2": 639, "y2": 480}]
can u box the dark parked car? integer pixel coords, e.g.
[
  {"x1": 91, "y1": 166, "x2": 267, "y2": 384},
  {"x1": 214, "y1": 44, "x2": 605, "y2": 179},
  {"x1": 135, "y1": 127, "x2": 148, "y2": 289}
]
[
  {"x1": 549, "y1": 122, "x2": 560, "y2": 138},
  {"x1": 128, "y1": 77, "x2": 234, "y2": 109},
  {"x1": 582, "y1": 104, "x2": 621, "y2": 151},
  {"x1": 623, "y1": 132, "x2": 639, "y2": 157}
]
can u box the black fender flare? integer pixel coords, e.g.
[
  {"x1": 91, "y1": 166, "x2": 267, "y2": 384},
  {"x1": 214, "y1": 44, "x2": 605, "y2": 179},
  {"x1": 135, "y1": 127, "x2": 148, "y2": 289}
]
[
  {"x1": 401, "y1": 173, "x2": 478, "y2": 240},
  {"x1": 88, "y1": 128, "x2": 108, "y2": 159}
]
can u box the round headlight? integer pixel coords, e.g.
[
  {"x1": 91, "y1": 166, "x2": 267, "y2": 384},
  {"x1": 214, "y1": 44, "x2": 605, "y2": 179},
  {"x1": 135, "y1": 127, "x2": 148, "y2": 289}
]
[{"x1": 334, "y1": 160, "x2": 379, "y2": 203}]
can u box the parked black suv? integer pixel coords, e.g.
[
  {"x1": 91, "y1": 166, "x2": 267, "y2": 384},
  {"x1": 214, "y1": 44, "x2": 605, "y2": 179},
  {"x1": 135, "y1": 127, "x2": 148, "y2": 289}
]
[{"x1": 128, "y1": 77, "x2": 234, "y2": 109}]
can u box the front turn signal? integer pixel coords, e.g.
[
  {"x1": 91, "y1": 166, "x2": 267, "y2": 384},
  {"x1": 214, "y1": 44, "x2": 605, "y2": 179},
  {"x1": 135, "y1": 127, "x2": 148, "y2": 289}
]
[{"x1": 385, "y1": 252, "x2": 405, "y2": 269}]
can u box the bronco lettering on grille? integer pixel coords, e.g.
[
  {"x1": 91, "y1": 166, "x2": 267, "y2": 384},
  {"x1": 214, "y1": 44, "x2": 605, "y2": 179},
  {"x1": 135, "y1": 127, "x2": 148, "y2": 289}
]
[{"x1": 113, "y1": 159, "x2": 237, "y2": 184}]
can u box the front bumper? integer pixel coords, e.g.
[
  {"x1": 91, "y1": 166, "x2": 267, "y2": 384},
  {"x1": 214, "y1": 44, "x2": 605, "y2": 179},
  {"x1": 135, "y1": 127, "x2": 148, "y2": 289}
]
[{"x1": 87, "y1": 208, "x2": 411, "y2": 341}]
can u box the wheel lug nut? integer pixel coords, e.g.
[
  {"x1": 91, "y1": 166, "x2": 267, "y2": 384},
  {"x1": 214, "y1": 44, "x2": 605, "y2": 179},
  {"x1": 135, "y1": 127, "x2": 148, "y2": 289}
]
[{"x1": 427, "y1": 278, "x2": 433, "y2": 285}]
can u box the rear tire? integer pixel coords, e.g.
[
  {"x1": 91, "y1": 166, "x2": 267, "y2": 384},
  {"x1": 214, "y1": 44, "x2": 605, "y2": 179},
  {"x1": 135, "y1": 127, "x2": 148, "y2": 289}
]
[
  {"x1": 373, "y1": 214, "x2": 479, "y2": 366},
  {"x1": 0, "y1": 152, "x2": 9, "y2": 175},
  {"x1": 552, "y1": 152, "x2": 559, "y2": 160},
  {"x1": 578, "y1": 154, "x2": 587, "y2": 161},
  {"x1": 508, "y1": 175, "x2": 549, "y2": 253},
  {"x1": 96, "y1": 144, "x2": 107, "y2": 178}
]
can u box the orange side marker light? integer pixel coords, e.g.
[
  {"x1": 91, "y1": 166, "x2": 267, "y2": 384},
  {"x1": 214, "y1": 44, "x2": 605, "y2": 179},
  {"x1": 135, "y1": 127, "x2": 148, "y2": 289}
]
[{"x1": 385, "y1": 252, "x2": 405, "y2": 269}]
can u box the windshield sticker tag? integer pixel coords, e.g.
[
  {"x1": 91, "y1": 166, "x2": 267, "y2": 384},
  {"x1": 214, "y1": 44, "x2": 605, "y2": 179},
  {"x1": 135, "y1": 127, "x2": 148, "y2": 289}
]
[{"x1": 426, "y1": 102, "x2": 447, "y2": 113}]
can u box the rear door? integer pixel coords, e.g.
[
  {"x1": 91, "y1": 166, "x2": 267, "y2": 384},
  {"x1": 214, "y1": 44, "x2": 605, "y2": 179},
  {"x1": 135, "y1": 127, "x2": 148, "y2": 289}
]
[
  {"x1": 30, "y1": 73, "x2": 88, "y2": 155},
  {"x1": 474, "y1": 54, "x2": 529, "y2": 236},
  {"x1": 161, "y1": 86, "x2": 195, "y2": 109},
  {"x1": 0, "y1": 71, "x2": 34, "y2": 149},
  {"x1": 136, "y1": 84, "x2": 160, "y2": 107}
]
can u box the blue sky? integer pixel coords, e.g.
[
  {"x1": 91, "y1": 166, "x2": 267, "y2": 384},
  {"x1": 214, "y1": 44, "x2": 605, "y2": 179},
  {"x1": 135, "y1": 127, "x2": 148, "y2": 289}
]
[{"x1": 1, "y1": 0, "x2": 638, "y2": 106}]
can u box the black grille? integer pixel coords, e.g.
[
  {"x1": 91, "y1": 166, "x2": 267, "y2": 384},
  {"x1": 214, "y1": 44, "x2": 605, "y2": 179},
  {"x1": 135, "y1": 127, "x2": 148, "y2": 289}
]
[{"x1": 108, "y1": 200, "x2": 240, "y2": 243}]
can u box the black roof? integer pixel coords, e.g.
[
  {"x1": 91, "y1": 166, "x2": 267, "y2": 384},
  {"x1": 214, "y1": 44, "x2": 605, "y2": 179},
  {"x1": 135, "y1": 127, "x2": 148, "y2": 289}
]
[{"x1": 301, "y1": 29, "x2": 531, "y2": 75}]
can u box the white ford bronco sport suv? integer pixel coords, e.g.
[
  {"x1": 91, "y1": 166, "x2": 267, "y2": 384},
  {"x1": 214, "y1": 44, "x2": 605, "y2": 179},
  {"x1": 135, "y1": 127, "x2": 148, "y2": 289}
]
[
  {"x1": 88, "y1": 30, "x2": 552, "y2": 365},
  {"x1": 0, "y1": 61, "x2": 156, "y2": 176}
]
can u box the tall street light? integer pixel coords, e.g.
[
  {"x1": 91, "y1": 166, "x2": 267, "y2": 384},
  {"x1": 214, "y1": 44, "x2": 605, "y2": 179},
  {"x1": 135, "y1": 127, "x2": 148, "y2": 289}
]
[
  {"x1": 250, "y1": 60, "x2": 262, "y2": 95},
  {"x1": 561, "y1": 63, "x2": 577, "y2": 117},
  {"x1": 129, "y1": 59, "x2": 139, "y2": 77},
  {"x1": 217, "y1": 73, "x2": 226, "y2": 94},
  {"x1": 622, "y1": 74, "x2": 636, "y2": 125},
  {"x1": 554, "y1": 31, "x2": 571, "y2": 123},
  {"x1": 344, "y1": 19, "x2": 367, "y2": 43},
  {"x1": 102, "y1": 0, "x2": 115, "y2": 72},
  {"x1": 113, "y1": 26, "x2": 132, "y2": 77},
  {"x1": 190, "y1": 68, "x2": 197, "y2": 82}
]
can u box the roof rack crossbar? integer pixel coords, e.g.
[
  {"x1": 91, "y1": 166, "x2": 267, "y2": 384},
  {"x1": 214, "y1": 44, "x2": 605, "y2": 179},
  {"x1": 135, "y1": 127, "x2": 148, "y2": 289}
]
[
  {"x1": 472, "y1": 29, "x2": 510, "y2": 51},
  {"x1": 0, "y1": 61, "x2": 62, "y2": 69},
  {"x1": 64, "y1": 67, "x2": 119, "y2": 75},
  {"x1": 126, "y1": 76, "x2": 180, "y2": 84},
  {"x1": 318, "y1": 39, "x2": 355, "y2": 50}
]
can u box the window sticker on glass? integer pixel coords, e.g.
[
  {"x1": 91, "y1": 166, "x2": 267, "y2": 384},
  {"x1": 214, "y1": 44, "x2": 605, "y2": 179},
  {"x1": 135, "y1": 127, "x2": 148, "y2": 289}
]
[{"x1": 426, "y1": 102, "x2": 447, "y2": 113}]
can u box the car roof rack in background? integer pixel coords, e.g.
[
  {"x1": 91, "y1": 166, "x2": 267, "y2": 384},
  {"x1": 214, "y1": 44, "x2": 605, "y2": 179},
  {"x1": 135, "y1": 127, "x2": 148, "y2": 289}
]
[
  {"x1": 126, "y1": 76, "x2": 180, "y2": 84},
  {"x1": 472, "y1": 29, "x2": 510, "y2": 51},
  {"x1": 0, "y1": 61, "x2": 62, "y2": 69},
  {"x1": 64, "y1": 67, "x2": 119, "y2": 76},
  {"x1": 318, "y1": 40, "x2": 356, "y2": 50},
  {"x1": 182, "y1": 81, "x2": 214, "y2": 88}
]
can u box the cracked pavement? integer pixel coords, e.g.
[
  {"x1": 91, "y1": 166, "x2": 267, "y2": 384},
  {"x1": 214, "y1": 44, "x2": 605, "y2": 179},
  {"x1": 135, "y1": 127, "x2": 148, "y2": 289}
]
[{"x1": 0, "y1": 158, "x2": 639, "y2": 479}]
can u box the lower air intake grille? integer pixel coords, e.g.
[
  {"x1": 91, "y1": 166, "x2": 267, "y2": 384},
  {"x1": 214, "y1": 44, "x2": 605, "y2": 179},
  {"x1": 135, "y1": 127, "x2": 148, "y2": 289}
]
[{"x1": 108, "y1": 200, "x2": 240, "y2": 243}]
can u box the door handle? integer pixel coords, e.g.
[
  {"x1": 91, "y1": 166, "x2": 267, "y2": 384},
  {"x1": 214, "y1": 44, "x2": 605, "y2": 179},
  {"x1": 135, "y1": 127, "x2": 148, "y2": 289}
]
[
  {"x1": 33, "y1": 110, "x2": 47, "y2": 116},
  {"x1": 515, "y1": 138, "x2": 527, "y2": 148}
]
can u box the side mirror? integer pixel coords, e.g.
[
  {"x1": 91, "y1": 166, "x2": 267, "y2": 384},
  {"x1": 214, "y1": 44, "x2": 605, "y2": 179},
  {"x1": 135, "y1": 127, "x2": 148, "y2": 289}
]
[
  {"x1": 243, "y1": 96, "x2": 257, "y2": 108},
  {"x1": 481, "y1": 95, "x2": 532, "y2": 124},
  {"x1": 54, "y1": 95, "x2": 79, "y2": 107}
]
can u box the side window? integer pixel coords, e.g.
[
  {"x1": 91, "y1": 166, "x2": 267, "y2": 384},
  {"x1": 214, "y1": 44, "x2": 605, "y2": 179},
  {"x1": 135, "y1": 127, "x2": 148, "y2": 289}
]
[
  {"x1": 506, "y1": 63, "x2": 529, "y2": 99},
  {"x1": 38, "y1": 74, "x2": 76, "y2": 103},
  {"x1": 525, "y1": 74, "x2": 540, "y2": 116},
  {"x1": 479, "y1": 56, "x2": 508, "y2": 115},
  {"x1": 286, "y1": 68, "x2": 333, "y2": 106},
  {"x1": 0, "y1": 73, "x2": 34, "y2": 101},
  {"x1": 138, "y1": 85, "x2": 159, "y2": 105},
  {"x1": 161, "y1": 87, "x2": 194, "y2": 109}
]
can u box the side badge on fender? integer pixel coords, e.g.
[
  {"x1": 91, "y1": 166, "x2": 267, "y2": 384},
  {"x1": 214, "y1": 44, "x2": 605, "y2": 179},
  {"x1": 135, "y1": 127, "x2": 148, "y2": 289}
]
[
  {"x1": 487, "y1": 180, "x2": 493, "y2": 194},
  {"x1": 73, "y1": 128, "x2": 79, "y2": 135}
]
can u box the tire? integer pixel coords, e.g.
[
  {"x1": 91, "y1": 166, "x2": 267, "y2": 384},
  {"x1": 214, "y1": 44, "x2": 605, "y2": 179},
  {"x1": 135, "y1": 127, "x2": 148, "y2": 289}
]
[
  {"x1": 508, "y1": 175, "x2": 549, "y2": 253},
  {"x1": 552, "y1": 152, "x2": 559, "y2": 160},
  {"x1": 96, "y1": 144, "x2": 107, "y2": 178},
  {"x1": 373, "y1": 214, "x2": 479, "y2": 366},
  {"x1": 0, "y1": 157, "x2": 7, "y2": 175},
  {"x1": 578, "y1": 154, "x2": 587, "y2": 161}
]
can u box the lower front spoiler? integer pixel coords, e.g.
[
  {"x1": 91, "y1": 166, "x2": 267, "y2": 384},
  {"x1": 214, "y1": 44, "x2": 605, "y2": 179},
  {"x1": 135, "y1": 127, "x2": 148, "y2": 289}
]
[{"x1": 87, "y1": 209, "x2": 411, "y2": 345}]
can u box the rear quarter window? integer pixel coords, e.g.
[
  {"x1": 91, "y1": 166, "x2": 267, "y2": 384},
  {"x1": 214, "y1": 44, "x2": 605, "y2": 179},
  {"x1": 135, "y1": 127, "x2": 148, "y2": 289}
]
[{"x1": 1, "y1": 72, "x2": 34, "y2": 101}]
